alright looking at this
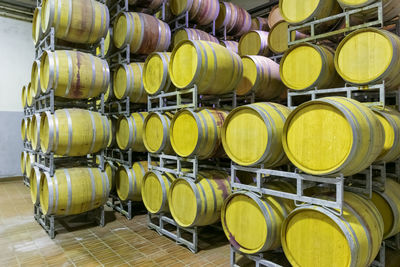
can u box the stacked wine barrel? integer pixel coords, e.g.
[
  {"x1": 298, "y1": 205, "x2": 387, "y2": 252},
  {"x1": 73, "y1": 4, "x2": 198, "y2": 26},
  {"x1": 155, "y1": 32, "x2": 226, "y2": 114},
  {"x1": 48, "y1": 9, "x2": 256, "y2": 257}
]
[
  {"x1": 220, "y1": 1, "x2": 400, "y2": 267},
  {"x1": 24, "y1": 0, "x2": 112, "y2": 224}
]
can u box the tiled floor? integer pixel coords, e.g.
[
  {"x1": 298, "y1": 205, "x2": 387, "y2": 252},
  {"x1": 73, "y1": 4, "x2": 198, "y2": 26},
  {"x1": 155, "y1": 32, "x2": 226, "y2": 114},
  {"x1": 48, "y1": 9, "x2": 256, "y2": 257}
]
[{"x1": 1, "y1": 178, "x2": 400, "y2": 267}]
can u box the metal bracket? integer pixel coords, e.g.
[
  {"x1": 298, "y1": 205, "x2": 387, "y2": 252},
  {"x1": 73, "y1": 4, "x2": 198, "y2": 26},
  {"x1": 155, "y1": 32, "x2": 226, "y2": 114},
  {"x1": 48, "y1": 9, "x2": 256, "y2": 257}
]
[
  {"x1": 106, "y1": 194, "x2": 134, "y2": 220},
  {"x1": 230, "y1": 246, "x2": 284, "y2": 267}
]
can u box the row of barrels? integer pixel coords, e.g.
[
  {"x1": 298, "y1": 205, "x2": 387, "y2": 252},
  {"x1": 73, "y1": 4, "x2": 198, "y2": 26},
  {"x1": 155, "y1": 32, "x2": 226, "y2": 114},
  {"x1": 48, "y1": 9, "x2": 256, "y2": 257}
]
[
  {"x1": 27, "y1": 156, "x2": 400, "y2": 267},
  {"x1": 110, "y1": 96, "x2": 400, "y2": 177}
]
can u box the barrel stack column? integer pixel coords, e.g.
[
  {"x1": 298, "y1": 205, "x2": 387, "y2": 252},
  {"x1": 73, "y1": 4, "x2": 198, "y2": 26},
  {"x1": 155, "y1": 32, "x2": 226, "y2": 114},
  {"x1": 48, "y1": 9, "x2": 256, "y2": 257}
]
[
  {"x1": 228, "y1": 1, "x2": 400, "y2": 266},
  {"x1": 25, "y1": 0, "x2": 111, "y2": 239}
]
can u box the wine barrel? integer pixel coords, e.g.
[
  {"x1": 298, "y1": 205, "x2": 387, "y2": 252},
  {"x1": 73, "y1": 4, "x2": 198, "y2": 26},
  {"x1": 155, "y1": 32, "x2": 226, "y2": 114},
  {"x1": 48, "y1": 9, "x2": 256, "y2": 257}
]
[
  {"x1": 372, "y1": 178, "x2": 400, "y2": 239},
  {"x1": 30, "y1": 166, "x2": 41, "y2": 205},
  {"x1": 283, "y1": 97, "x2": 384, "y2": 176},
  {"x1": 107, "y1": 116, "x2": 117, "y2": 148},
  {"x1": 173, "y1": 28, "x2": 219, "y2": 48},
  {"x1": 239, "y1": 31, "x2": 270, "y2": 57},
  {"x1": 26, "y1": 83, "x2": 34, "y2": 107},
  {"x1": 267, "y1": 5, "x2": 284, "y2": 29},
  {"x1": 372, "y1": 107, "x2": 400, "y2": 163},
  {"x1": 113, "y1": 63, "x2": 147, "y2": 103},
  {"x1": 142, "y1": 171, "x2": 176, "y2": 214},
  {"x1": 21, "y1": 117, "x2": 27, "y2": 141},
  {"x1": 335, "y1": 28, "x2": 400, "y2": 90},
  {"x1": 170, "y1": 0, "x2": 219, "y2": 26},
  {"x1": 40, "y1": 167, "x2": 109, "y2": 216},
  {"x1": 26, "y1": 116, "x2": 32, "y2": 142},
  {"x1": 128, "y1": 0, "x2": 163, "y2": 10},
  {"x1": 96, "y1": 28, "x2": 114, "y2": 57},
  {"x1": 279, "y1": 0, "x2": 342, "y2": 29},
  {"x1": 168, "y1": 170, "x2": 230, "y2": 227},
  {"x1": 268, "y1": 21, "x2": 307, "y2": 54},
  {"x1": 41, "y1": 0, "x2": 109, "y2": 44},
  {"x1": 113, "y1": 12, "x2": 170, "y2": 54},
  {"x1": 20, "y1": 151, "x2": 27, "y2": 175},
  {"x1": 222, "y1": 103, "x2": 290, "y2": 167},
  {"x1": 32, "y1": 7, "x2": 43, "y2": 45},
  {"x1": 40, "y1": 50, "x2": 110, "y2": 99},
  {"x1": 143, "y1": 112, "x2": 174, "y2": 154},
  {"x1": 337, "y1": 0, "x2": 400, "y2": 22},
  {"x1": 21, "y1": 85, "x2": 27, "y2": 108},
  {"x1": 115, "y1": 161, "x2": 149, "y2": 202},
  {"x1": 30, "y1": 60, "x2": 41, "y2": 99},
  {"x1": 222, "y1": 181, "x2": 295, "y2": 254},
  {"x1": 280, "y1": 43, "x2": 342, "y2": 90},
  {"x1": 282, "y1": 192, "x2": 384, "y2": 267},
  {"x1": 251, "y1": 17, "x2": 269, "y2": 31},
  {"x1": 216, "y1": 2, "x2": 251, "y2": 36},
  {"x1": 220, "y1": 40, "x2": 239, "y2": 54},
  {"x1": 237, "y1": 56, "x2": 285, "y2": 100},
  {"x1": 143, "y1": 52, "x2": 173, "y2": 95},
  {"x1": 169, "y1": 40, "x2": 243, "y2": 94},
  {"x1": 40, "y1": 109, "x2": 110, "y2": 156},
  {"x1": 30, "y1": 114, "x2": 41, "y2": 151},
  {"x1": 105, "y1": 160, "x2": 118, "y2": 193},
  {"x1": 116, "y1": 112, "x2": 148, "y2": 151},
  {"x1": 26, "y1": 153, "x2": 35, "y2": 178},
  {"x1": 170, "y1": 109, "x2": 228, "y2": 159}
]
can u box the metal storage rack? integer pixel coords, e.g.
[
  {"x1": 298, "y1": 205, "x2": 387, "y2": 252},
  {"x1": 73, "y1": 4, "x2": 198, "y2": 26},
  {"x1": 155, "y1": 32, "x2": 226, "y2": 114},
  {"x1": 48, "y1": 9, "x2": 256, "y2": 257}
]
[{"x1": 228, "y1": 1, "x2": 400, "y2": 266}]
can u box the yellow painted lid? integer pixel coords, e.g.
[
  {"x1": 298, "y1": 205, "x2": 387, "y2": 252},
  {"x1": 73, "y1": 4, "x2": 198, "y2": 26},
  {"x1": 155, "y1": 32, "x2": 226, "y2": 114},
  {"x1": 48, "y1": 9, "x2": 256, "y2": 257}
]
[
  {"x1": 39, "y1": 113, "x2": 50, "y2": 153},
  {"x1": 113, "y1": 65, "x2": 127, "y2": 100},
  {"x1": 170, "y1": 41, "x2": 199, "y2": 88},
  {"x1": 144, "y1": 54, "x2": 165, "y2": 95},
  {"x1": 335, "y1": 29, "x2": 393, "y2": 84},
  {"x1": 282, "y1": 209, "x2": 351, "y2": 267},
  {"x1": 170, "y1": 110, "x2": 199, "y2": 157},
  {"x1": 40, "y1": 52, "x2": 50, "y2": 93},
  {"x1": 237, "y1": 57, "x2": 257, "y2": 96},
  {"x1": 371, "y1": 191, "x2": 393, "y2": 238},
  {"x1": 338, "y1": 0, "x2": 368, "y2": 6},
  {"x1": 40, "y1": 172, "x2": 49, "y2": 214},
  {"x1": 144, "y1": 113, "x2": 165, "y2": 153},
  {"x1": 283, "y1": 102, "x2": 353, "y2": 175},
  {"x1": 41, "y1": 0, "x2": 50, "y2": 33},
  {"x1": 280, "y1": 0, "x2": 320, "y2": 24},
  {"x1": 268, "y1": 21, "x2": 290, "y2": 54},
  {"x1": 239, "y1": 31, "x2": 262, "y2": 56},
  {"x1": 113, "y1": 14, "x2": 128, "y2": 49},
  {"x1": 116, "y1": 167, "x2": 129, "y2": 201},
  {"x1": 169, "y1": 179, "x2": 197, "y2": 227},
  {"x1": 169, "y1": 0, "x2": 189, "y2": 15},
  {"x1": 223, "y1": 107, "x2": 269, "y2": 166},
  {"x1": 116, "y1": 117, "x2": 130, "y2": 150},
  {"x1": 223, "y1": 194, "x2": 268, "y2": 253},
  {"x1": 281, "y1": 44, "x2": 323, "y2": 90},
  {"x1": 374, "y1": 112, "x2": 394, "y2": 160},
  {"x1": 142, "y1": 172, "x2": 164, "y2": 214}
]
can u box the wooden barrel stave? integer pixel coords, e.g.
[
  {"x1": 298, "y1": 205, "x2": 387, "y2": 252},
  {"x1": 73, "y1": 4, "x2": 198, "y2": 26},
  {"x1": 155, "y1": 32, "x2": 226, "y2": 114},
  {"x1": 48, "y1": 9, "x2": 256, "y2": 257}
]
[
  {"x1": 40, "y1": 167, "x2": 109, "y2": 216},
  {"x1": 337, "y1": 0, "x2": 400, "y2": 22},
  {"x1": 40, "y1": 109, "x2": 110, "y2": 156},
  {"x1": 173, "y1": 28, "x2": 219, "y2": 48},
  {"x1": 220, "y1": 40, "x2": 239, "y2": 54},
  {"x1": 267, "y1": 5, "x2": 284, "y2": 29},
  {"x1": 40, "y1": 50, "x2": 110, "y2": 99}
]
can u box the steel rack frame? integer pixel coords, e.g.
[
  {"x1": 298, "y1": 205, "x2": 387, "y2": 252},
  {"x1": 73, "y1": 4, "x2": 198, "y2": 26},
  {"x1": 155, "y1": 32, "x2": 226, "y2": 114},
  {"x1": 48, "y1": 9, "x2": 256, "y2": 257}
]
[
  {"x1": 147, "y1": 212, "x2": 199, "y2": 253},
  {"x1": 386, "y1": 233, "x2": 400, "y2": 251},
  {"x1": 23, "y1": 175, "x2": 30, "y2": 188},
  {"x1": 287, "y1": 2, "x2": 383, "y2": 46},
  {"x1": 34, "y1": 203, "x2": 105, "y2": 239},
  {"x1": 230, "y1": 246, "x2": 285, "y2": 267},
  {"x1": 104, "y1": 148, "x2": 146, "y2": 167},
  {"x1": 106, "y1": 193, "x2": 135, "y2": 220},
  {"x1": 148, "y1": 153, "x2": 230, "y2": 181},
  {"x1": 287, "y1": 83, "x2": 388, "y2": 109},
  {"x1": 34, "y1": 151, "x2": 105, "y2": 177},
  {"x1": 35, "y1": 27, "x2": 105, "y2": 60},
  {"x1": 24, "y1": 106, "x2": 35, "y2": 116}
]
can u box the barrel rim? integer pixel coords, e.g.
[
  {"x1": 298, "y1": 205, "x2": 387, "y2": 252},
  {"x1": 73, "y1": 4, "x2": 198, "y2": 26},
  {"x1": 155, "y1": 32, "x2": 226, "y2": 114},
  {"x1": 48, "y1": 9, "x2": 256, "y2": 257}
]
[
  {"x1": 280, "y1": 42, "x2": 326, "y2": 90},
  {"x1": 39, "y1": 171, "x2": 52, "y2": 215},
  {"x1": 30, "y1": 166, "x2": 41, "y2": 205},
  {"x1": 115, "y1": 165, "x2": 131, "y2": 201},
  {"x1": 169, "y1": 109, "x2": 201, "y2": 158},
  {"x1": 31, "y1": 60, "x2": 41, "y2": 99},
  {"x1": 221, "y1": 190, "x2": 272, "y2": 254},
  {"x1": 143, "y1": 52, "x2": 169, "y2": 95},
  {"x1": 20, "y1": 151, "x2": 27, "y2": 174},
  {"x1": 39, "y1": 50, "x2": 52, "y2": 94},
  {"x1": 113, "y1": 12, "x2": 131, "y2": 49},
  {"x1": 221, "y1": 104, "x2": 273, "y2": 166},
  {"x1": 115, "y1": 114, "x2": 133, "y2": 150},
  {"x1": 281, "y1": 205, "x2": 357, "y2": 267},
  {"x1": 167, "y1": 177, "x2": 201, "y2": 228},
  {"x1": 143, "y1": 112, "x2": 168, "y2": 154},
  {"x1": 334, "y1": 28, "x2": 396, "y2": 85},
  {"x1": 39, "y1": 111, "x2": 53, "y2": 154},
  {"x1": 282, "y1": 97, "x2": 357, "y2": 175},
  {"x1": 32, "y1": 7, "x2": 41, "y2": 45}
]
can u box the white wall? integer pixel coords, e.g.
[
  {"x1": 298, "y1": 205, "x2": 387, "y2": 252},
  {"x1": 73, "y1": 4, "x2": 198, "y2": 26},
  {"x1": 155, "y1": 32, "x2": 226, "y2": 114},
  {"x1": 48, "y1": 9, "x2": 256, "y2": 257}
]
[
  {"x1": 0, "y1": 16, "x2": 33, "y2": 178},
  {"x1": 0, "y1": 16, "x2": 34, "y2": 112}
]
